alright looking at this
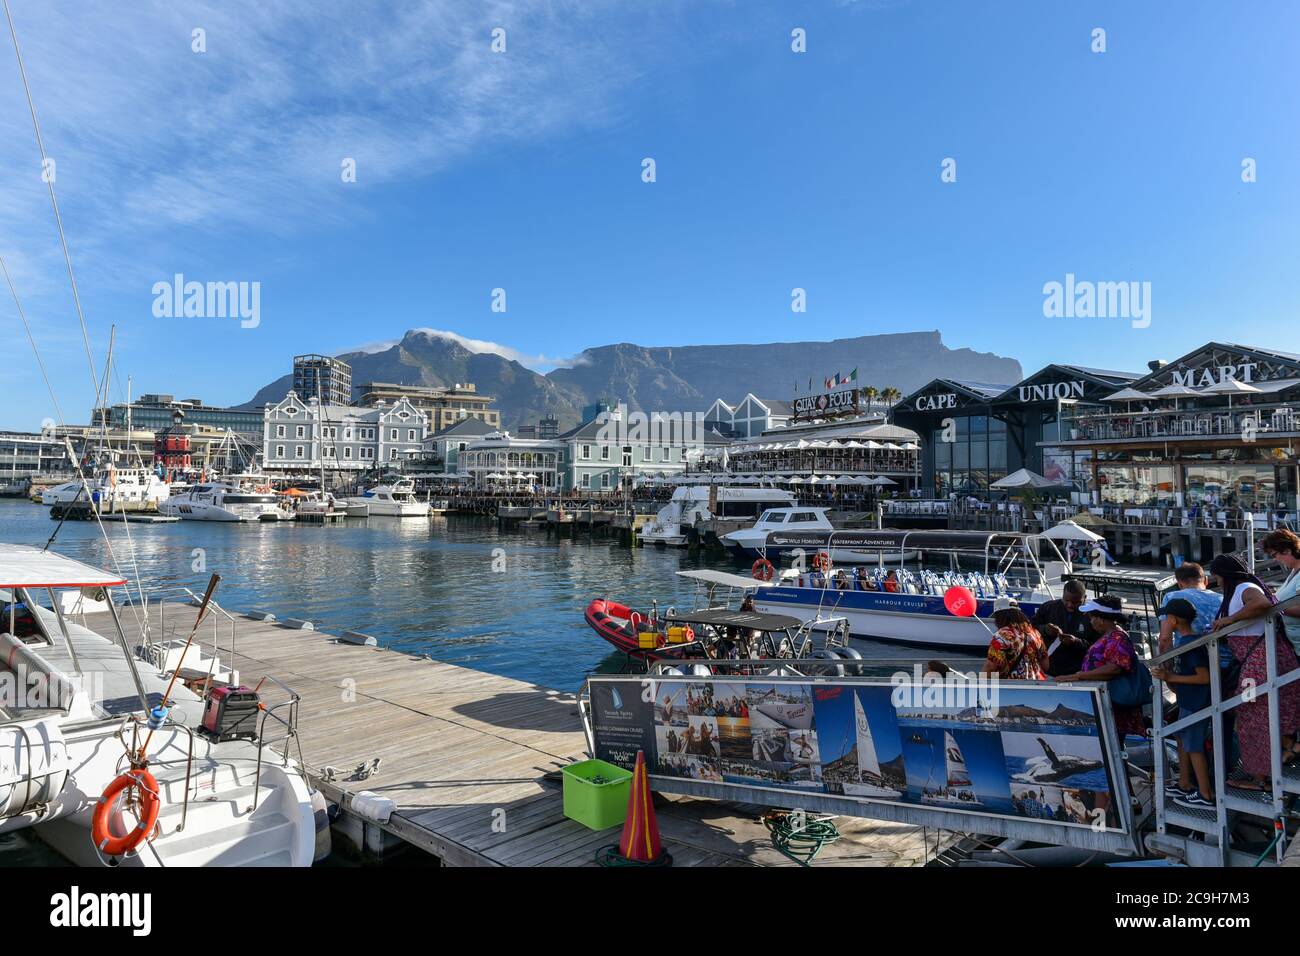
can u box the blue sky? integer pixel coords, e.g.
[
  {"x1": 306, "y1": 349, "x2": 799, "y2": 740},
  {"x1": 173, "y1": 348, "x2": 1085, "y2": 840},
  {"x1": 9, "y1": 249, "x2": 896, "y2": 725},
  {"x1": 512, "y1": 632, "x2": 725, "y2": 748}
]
[{"x1": 1, "y1": 0, "x2": 1297, "y2": 428}]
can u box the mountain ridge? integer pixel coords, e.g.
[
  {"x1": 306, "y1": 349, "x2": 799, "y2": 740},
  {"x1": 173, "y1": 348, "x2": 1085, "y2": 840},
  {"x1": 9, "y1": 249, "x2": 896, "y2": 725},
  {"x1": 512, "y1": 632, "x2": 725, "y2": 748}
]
[{"x1": 241, "y1": 329, "x2": 1023, "y2": 431}]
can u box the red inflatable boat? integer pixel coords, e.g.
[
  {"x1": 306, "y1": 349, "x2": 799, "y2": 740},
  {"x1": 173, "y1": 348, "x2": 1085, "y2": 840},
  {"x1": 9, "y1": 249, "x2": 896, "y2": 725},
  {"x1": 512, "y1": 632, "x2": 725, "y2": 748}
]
[{"x1": 584, "y1": 598, "x2": 695, "y2": 660}]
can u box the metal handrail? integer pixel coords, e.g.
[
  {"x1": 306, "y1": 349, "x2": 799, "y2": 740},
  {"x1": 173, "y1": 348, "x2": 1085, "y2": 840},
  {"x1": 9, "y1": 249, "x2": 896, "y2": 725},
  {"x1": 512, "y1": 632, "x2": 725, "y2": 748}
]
[
  {"x1": 1150, "y1": 593, "x2": 1300, "y2": 864},
  {"x1": 115, "y1": 713, "x2": 196, "y2": 834},
  {"x1": 140, "y1": 586, "x2": 237, "y2": 682},
  {"x1": 249, "y1": 675, "x2": 305, "y2": 812}
]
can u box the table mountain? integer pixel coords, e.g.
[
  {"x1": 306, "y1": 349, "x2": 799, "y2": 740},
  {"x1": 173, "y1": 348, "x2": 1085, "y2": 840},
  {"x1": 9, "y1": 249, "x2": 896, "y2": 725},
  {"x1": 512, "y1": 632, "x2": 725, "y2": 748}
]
[{"x1": 241, "y1": 329, "x2": 1021, "y2": 432}]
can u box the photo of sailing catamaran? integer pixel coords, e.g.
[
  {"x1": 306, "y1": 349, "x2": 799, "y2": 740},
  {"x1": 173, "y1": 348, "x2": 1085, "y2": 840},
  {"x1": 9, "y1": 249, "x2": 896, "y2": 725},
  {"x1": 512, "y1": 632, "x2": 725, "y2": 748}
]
[
  {"x1": 919, "y1": 730, "x2": 983, "y2": 807},
  {"x1": 842, "y1": 694, "x2": 904, "y2": 800}
]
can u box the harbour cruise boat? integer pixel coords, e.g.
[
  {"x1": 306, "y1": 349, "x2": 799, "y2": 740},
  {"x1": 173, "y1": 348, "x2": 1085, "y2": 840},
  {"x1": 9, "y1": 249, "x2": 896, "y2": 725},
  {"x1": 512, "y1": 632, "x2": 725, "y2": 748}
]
[
  {"x1": 42, "y1": 464, "x2": 170, "y2": 511},
  {"x1": 342, "y1": 478, "x2": 429, "y2": 517},
  {"x1": 720, "y1": 506, "x2": 917, "y2": 564},
  {"x1": 160, "y1": 481, "x2": 289, "y2": 522},
  {"x1": 0, "y1": 545, "x2": 318, "y2": 866},
  {"x1": 748, "y1": 529, "x2": 1068, "y2": 649},
  {"x1": 640, "y1": 486, "x2": 795, "y2": 547}
]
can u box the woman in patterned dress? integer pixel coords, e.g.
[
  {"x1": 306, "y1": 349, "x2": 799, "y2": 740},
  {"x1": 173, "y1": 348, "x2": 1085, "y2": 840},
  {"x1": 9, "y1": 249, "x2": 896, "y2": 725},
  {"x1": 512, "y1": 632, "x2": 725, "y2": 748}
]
[{"x1": 982, "y1": 607, "x2": 1049, "y2": 680}]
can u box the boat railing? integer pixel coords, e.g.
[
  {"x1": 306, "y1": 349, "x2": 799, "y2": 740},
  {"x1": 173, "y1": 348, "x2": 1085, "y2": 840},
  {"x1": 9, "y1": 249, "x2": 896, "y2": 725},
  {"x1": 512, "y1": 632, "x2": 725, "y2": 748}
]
[
  {"x1": 139, "y1": 586, "x2": 238, "y2": 684},
  {"x1": 115, "y1": 712, "x2": 197, "y2": 835},
  {"x1": 250, "y1": 674, "x2": 305, "y2": 811},
  {"x1": 1148, "y1": 592, "x2": 1300, "y2": 865}
]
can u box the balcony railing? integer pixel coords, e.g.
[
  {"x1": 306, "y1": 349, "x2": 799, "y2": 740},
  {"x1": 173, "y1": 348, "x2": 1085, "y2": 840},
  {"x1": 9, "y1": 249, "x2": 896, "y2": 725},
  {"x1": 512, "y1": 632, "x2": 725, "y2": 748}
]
[{"x1": 1060, "y1": 402, "x2": 1298, "y2": 443}]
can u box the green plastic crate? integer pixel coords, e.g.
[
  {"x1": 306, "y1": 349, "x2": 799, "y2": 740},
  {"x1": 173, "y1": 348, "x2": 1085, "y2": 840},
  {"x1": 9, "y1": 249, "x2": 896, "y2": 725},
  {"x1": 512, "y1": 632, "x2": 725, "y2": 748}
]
[{"x1": 562, "y1": 758, "x2": 633, "y2": 830}]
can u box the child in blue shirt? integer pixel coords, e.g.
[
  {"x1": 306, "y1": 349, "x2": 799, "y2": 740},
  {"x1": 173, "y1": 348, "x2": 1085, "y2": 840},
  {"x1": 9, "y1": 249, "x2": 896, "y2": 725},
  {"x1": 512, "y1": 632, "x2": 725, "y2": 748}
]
[{"x1": 1150, "y1": 597, "x2": 1214, "y2": 809}]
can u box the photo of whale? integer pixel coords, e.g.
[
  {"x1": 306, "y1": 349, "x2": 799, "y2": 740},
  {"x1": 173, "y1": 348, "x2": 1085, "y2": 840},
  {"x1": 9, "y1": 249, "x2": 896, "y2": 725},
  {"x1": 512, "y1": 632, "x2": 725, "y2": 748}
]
[{"x1": 1002, "y1": 731, "x2": 1108, "y2": 790}]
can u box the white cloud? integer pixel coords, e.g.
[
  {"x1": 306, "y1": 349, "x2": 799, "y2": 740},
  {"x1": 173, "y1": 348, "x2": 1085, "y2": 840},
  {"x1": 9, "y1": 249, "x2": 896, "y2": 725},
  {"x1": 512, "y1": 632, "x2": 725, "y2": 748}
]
[{"x1": 345, "y1": 328, "x2": 579, "y2": 371}]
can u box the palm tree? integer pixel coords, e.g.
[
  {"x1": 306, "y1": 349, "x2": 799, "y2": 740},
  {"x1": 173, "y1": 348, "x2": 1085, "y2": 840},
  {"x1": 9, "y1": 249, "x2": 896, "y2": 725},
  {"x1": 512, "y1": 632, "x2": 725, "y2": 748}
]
[
  {"x1": 881, "y1": 386, "x2": 901, "y2": 408},
  {"x1": 862, "y1": 385, "x2": 879, "y2": 415}
]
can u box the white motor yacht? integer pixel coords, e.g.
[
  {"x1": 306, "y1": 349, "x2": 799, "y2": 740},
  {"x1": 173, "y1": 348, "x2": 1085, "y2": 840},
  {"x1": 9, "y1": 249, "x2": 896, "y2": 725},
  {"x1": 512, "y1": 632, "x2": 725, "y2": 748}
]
[
  {"x1": 0, "y1": 545, "x2": 318, "y2": 866},
  {"x1": 721, "y1": 506, "x2": 917, "y2": 563},
  {"x1": 160, "y1": 482, "x2": 289, "y2": 522},
  {"x1": 640, "y1": 486, "x2": 795, "y2": 547},
  {"x1": 343, "y1": 478, "x2": 429, "y2": 517}
]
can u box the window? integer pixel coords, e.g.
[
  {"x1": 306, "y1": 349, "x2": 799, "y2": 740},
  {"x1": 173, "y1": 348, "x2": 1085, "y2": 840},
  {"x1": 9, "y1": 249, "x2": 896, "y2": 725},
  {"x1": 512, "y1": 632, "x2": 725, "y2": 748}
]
[
  {"x1": 601, "y1": 473, "x2": 610, "y2": 489},
  {"x1": 344, "y1": 447, "x2": 353, "y2": 459},
  {"x1": 580, "y1": 445, "x2": 591, "y2": 460},
  {"x1": 295, "y1": 445, "x2": 304, "y2": 458},
  {"x1": 276, "y1": 425, "x2": 285, "y2": 438},
  {"x1": 680, "y1": 448, "x2": 687, "y2": 461},
  {"x1": 324, "y1": 447, "x2": 335, "y2": 458},
  {"x1": 622, "y1": 446, "x2": 632, "y2": 467},
  {"x1": 408, "y1": 429, "x2": 416, "y2": 441},
  {"x1": 296, "y1": 426, "x2": 305, "y2": 439},
  {"x1": 390, "y1": 449, "x2": 398, "y2": 460},
  {"x1": 276, "y1": 445, "x2": 285, "y2": 458},
  {"x1": 581, "y1": 474, "x2": 591, "y2": 489},
  {"x1": 390, "y1": 428, "x2": 398, "y2": 441},
  {"x1": 601, "y1": 446, "x2": 610, "y2": 461},
  {"x1": 661, "y1": 447, "x2": 669, "y2": 461}
]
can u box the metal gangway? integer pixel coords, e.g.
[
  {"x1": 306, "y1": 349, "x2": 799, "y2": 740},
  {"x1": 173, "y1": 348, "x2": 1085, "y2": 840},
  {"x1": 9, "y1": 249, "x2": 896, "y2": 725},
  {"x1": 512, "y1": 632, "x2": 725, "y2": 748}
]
[{"x1": 1150, "y1": 592, "x2": 1300, "y2": 865}]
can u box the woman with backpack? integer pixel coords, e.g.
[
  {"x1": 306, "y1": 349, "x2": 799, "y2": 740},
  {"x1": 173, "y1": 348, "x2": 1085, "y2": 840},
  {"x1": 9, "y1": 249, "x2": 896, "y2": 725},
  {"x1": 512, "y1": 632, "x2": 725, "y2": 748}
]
[
  {"x1": 1057, "y1": 593, "x2": 1149, "y2": 737},
  {"x1": 1205, "y1": 554, "x2": 1300, "y2": 788}
]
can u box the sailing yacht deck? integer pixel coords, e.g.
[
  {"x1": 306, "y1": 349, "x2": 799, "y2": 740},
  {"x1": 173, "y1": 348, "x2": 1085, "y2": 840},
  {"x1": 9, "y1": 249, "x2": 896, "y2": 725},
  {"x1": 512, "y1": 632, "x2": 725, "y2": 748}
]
[{"x1": 80, "y1": 600, "x2": 954, "y2": 867}]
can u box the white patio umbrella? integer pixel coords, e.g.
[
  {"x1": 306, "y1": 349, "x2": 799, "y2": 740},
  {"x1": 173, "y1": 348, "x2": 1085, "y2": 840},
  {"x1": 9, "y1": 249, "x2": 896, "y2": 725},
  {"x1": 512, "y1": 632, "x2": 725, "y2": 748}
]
[
  {"x1": 990, "y1": 468, "x2": 1063, "y2": 490},
  {"x1": 1149, "y1": 383, "x2": 1202, "y2": 409},
  {"x1": 1200, "y1": 377, "x2": 1262, "y2": 409},
  {"x1": 872, "y1": 476, "x2": 897, "y2": 487},
  {"x1": 787, "y1": 476, "x2": 805, "y2": 485},
  {"x1": 1038, "y1": 520, "x2": 1105, "y2": 543}
]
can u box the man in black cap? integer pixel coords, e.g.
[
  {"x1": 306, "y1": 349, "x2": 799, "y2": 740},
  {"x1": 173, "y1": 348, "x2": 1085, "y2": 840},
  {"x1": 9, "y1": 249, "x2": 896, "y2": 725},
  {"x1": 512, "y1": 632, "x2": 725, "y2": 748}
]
[{"x1": 1031, "y1": 579, "x2": 1092, "y2": 677}]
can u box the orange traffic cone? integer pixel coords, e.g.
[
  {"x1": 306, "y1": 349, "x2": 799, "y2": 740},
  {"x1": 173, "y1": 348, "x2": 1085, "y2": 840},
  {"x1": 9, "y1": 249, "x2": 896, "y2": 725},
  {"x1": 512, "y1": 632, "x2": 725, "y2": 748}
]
[{"x1": 597, "y1": 750, "x2": 671, "y2": 866}]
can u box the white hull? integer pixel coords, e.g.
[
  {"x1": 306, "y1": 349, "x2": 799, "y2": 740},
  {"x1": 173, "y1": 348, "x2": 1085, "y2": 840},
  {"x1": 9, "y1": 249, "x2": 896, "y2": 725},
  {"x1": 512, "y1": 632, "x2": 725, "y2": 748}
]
[
  {"x1": 640, "y1": 526, "x2": 688, "y2": 547},
  {"x1": 356, "y1": 501, "x2": 429, "y2": 517},
  {"x1": 842, "y1": 781, "x2": 904, "y2": 799},
  {"x1": 750, "y1": 597, "x2": 996, "y2": 649}
]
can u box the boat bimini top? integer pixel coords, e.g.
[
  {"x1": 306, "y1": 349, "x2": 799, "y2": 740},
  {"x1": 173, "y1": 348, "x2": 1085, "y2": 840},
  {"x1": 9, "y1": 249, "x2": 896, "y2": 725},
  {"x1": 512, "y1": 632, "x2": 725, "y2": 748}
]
[{"x1": 0, "y1": 545, "x2": 126, "y2": 590}]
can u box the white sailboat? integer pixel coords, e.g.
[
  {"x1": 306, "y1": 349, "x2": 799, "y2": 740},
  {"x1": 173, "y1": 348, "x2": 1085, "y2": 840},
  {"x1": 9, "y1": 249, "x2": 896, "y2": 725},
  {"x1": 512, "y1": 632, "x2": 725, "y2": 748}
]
[
  {"x1": 920, "y1": 730, "x2": 982, "y2": 806},
  {"x1": 841, "y1": 693, "x2": 902, "y2": 799},
  {"x1": 0, "y1": 545, "x2": 318, "y2": 866}
]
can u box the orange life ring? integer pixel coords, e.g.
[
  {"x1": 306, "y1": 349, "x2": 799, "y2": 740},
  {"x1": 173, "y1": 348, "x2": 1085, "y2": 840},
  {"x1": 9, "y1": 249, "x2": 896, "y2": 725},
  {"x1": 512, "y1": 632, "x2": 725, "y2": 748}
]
[
  {"x1": 752, "y1": 558, "x2": 775, "y2": 582},
  {"x1": 91, "y1": 769, "x2": 160, "y2": 858},
  {"x1": 812, "y1": 551, "x2": 831, "y2": 573}
]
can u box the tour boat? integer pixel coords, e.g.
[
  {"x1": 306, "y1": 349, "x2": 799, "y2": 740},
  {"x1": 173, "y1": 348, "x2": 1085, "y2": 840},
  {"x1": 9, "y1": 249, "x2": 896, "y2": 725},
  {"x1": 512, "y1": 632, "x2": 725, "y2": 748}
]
[
  {"x1": 748, "y1": 529, "x2": 1067, "y2": 649},
  {"x1": 42, "y1": 464, "x2": 170, "y2": 511},
  {"x1": 0, "y1": 545, "x2": 318, "y2": 866}
]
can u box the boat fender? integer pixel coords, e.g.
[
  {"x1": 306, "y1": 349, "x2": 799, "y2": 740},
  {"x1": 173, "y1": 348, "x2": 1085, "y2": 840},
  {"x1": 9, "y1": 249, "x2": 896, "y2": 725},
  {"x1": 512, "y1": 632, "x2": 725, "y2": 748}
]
[
  {"x1": 831, "y1": 647, "x2": 862, "y2": 660},
  {"x1": 91, "y1": 769, "x2": 161, "y2": 858},
  {"x1": 351, "y1": 790, "x2": 396, "y2": 824},
  {"x1": 311, "y1": 788, "x2": 332, "y2": 863},
  {"x1": 685, "y1": 664, "x2": 713, "y2": 677},
  {"x1": 808, "y1": 650, "x2": 845, "y2": 677}
]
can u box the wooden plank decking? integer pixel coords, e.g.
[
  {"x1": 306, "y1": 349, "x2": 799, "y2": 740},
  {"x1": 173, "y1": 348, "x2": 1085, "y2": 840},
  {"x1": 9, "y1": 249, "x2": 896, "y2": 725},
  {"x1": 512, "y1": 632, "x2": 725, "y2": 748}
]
[{"x1": 84, "y1": 601, "x2": 952, "y2": 867}]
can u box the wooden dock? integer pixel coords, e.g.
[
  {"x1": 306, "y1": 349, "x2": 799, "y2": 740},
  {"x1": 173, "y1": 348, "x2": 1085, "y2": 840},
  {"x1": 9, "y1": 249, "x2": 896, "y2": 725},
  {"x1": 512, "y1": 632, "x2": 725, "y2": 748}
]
[{"x1": 85, "y1": 600, "x2": 955, "y2": 867}]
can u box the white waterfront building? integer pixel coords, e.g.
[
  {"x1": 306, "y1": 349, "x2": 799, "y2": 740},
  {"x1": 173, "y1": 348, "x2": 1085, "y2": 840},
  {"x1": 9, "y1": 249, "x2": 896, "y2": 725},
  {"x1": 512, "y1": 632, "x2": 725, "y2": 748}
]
[
  {"x1": 458, "y1": 407, "x2": 730, "y2": 491},
  {"x1": 262, "y1": 391, "x2": 428, "y2": 474}
]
